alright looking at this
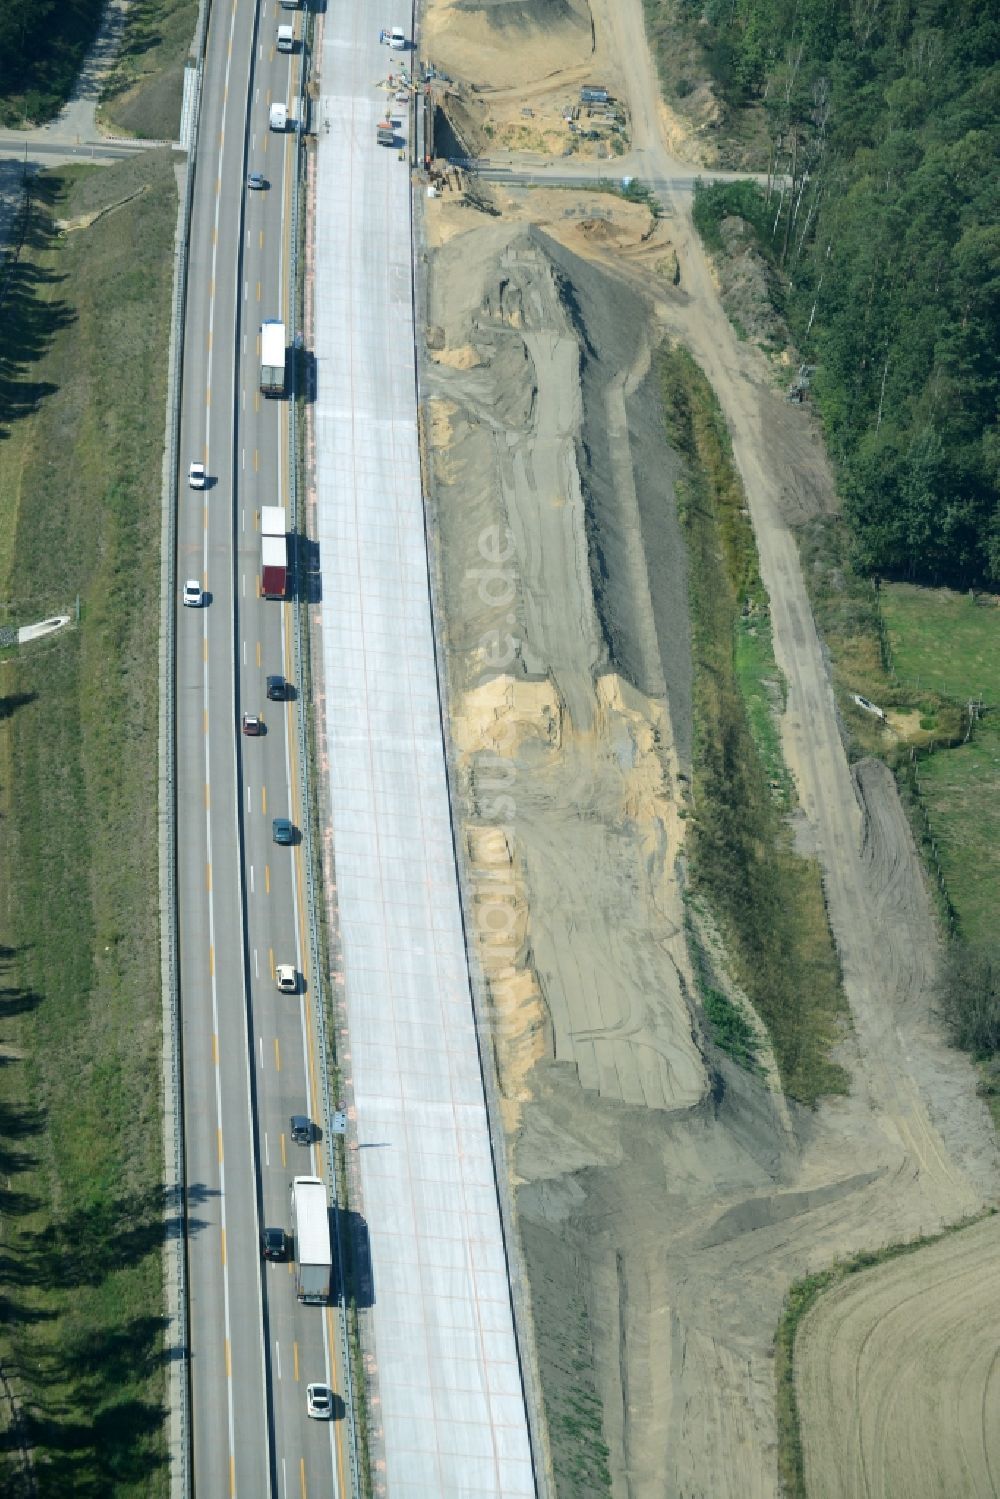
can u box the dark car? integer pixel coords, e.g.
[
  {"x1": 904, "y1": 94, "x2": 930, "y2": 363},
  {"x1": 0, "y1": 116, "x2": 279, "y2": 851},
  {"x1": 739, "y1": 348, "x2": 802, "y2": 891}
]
[
  {"x1": 290, "y1": 1114, "x2": 312, "y2": 1145},
  {"x1": 266, "y1": 674, "x2": 287, "y2": 701},
  {"x1": 272, "y1": 817, "x2": 294, "y2": 845},
  {"x1": 241, "y1": 712, "x2": 264, "y2": 736},
  {"x1": 262, "y1": 1226, "x2": 287, "y2": 1261}
]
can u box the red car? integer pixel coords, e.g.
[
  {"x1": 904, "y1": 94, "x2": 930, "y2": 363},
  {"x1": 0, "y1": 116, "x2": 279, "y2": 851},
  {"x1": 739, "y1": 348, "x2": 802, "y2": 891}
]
[{"x1": 241, "y1": 713, "x2": 264, "y2": 736}]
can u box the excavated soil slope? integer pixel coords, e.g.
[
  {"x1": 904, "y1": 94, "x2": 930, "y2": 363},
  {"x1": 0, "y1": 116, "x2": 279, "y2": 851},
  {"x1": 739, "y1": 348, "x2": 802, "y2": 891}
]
[{"x1": 421, "y1": 0, "x2": 1000, "y2": 1493}]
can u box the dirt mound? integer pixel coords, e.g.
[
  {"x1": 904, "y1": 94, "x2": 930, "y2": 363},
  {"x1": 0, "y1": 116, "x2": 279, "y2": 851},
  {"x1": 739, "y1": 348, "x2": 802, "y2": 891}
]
[
  {"x1": 455, "y1": 0, "x2": 588, "y2": 24},
  {"x1": 425, "y1": 0, "x2": 594, "y2": 91},
  {"x1": 426, "y1": 219, "x2": 703, "y2": 1125}
]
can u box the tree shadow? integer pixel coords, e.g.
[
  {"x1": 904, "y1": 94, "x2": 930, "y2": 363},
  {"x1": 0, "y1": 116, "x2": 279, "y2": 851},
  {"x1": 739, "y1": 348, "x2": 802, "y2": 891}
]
[
  {"x1": 0, "y1": 693, "x2": 37, "y2": 721},
  {"x1": 0, "y1": 176, "x2": 76, "y2": 440}
]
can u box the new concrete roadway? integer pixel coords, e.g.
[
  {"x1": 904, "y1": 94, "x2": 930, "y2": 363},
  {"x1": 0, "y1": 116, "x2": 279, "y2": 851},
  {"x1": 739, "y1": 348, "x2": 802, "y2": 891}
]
[
  {"x1": 312, "y1": 2, "x2": 537, "y2": 1493},
  {"x1": 176, "y1": 1, "x2": 346, "y2": 1495}
]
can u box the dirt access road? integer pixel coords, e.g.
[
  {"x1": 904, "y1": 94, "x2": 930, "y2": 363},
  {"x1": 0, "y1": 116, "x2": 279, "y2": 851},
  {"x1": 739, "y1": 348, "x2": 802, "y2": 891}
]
[{"x1": 420, "y1": 1, "x2": 1000, "y2": 1494}]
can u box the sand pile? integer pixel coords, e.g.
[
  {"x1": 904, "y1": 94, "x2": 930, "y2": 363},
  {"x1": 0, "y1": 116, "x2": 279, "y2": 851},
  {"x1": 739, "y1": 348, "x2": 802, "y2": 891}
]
[
  {"x1": 425, "y1": 0, "x2": 594, "y2": 91},
  {"x1": 427, "y1": 220, "x2": 705, "y2": 1126}
]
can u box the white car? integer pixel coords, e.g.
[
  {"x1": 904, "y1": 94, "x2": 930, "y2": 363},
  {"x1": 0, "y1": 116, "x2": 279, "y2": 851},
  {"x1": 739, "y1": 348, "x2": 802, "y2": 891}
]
[
  {"x1": 188, "y1": 461, "x2": 207, "y2": 489},
  {"x1": 182, "y1": 579, "x2": 204, "y2": 607},
  {"x1": 275, "y1": 964, "x2": 297, "y2": 994},
  {"x1": 306, "y1": 1383, "x2": 333, "y2": 1420},
  {"x1": 388, "y1": 25, "x2": 406, "y2": 47}
]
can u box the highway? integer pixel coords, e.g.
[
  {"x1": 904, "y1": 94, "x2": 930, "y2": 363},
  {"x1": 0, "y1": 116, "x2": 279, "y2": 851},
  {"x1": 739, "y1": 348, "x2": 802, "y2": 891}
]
[{"x1": 175, "y1": 2, "x2": 345, "y2": 1496}]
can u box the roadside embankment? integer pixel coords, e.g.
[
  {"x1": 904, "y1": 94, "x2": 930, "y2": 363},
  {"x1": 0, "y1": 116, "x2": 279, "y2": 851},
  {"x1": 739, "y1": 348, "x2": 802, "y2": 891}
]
[{"x1": 0, "y1": 151, "x2": 176, "y2": 1497}]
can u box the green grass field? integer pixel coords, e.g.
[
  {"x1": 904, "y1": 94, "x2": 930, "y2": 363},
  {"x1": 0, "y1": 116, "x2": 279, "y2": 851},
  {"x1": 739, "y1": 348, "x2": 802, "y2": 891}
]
[
  {"x1": 880, "y1": 584, "x2": 1000, "y2": 945},
  {"x1": 0, "y1": 151, "x2": 175, "y2": 1497}
]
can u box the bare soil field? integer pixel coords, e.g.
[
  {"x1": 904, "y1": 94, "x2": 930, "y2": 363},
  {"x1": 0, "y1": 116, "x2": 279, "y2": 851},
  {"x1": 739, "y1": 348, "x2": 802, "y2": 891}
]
[
  {"x1": 420, "y1": 0, "x2": 1000, "y2": 1494},
  {"x1": 796, "y1": 1214, "x2": 1000, "y2": 1499}
]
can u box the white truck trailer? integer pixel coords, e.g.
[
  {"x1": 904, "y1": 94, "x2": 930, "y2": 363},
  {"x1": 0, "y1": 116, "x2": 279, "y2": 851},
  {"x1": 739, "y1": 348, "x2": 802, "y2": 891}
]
[
  {"x1": 260, "y1": 319, "x2": 286, "y2": 397},
  {"x1": 290, "y1": 1176, "x2": 332, "y2": 1303}
]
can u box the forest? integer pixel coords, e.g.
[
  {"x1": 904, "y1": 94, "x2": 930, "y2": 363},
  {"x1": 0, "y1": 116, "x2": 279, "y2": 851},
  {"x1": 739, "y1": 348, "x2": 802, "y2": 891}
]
[
  {"x1": 0, "y1": 0, "x2": 104, "y2": 125},
  {"x1": 678, "y1": 0, "x2": 999, "y2": 588}
]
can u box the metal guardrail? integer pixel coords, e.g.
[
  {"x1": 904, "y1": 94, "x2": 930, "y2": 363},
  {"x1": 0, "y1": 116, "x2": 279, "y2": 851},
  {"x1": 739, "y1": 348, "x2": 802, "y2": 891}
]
[
  {"x1": 163, "y1": 3, "x2": 213, "y2": 1497},
  {"x1": 287, "y1": 15, "x2": 363, "y2": 1499}
]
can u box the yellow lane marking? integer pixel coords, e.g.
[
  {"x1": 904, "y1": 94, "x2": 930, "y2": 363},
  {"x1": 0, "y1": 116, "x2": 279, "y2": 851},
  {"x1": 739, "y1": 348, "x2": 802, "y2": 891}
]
[
  {"x1": 207, "y1": 331, "x2": 212, "y2": 353},
  {"x1": 206, "y1": 862, "x2": 212, "y2": 893},
  {"x1": 259, "y1": 229, "x2": 264, "y2": 250},
  {"x1": 216, "y1": 176, "x2": 221, "y2": 195},
  {"x1": 280, "y1": 1132, "x2": 286, "y2": 1167},
  {"x1": 203, "y1": 638, "x2": 208, "y2": 663},
  {"x1": 217, "y1": 1128, "x2": 224, "y2": 1164},
  {"x1": 256, "y1": 641, "x2": 261, "y2": 667},
  {"x1": 212, "y1": 1033, "x2": 219, "y2": 1065},
  {"x1": 300, "y1": 1458, "x2": 307, "y2": 1499},
  {"x1": 220, "y1": 1227, "x2": 226, "y2": 1266},
  {"x1": 256, "y1": 280, "x2": 261, "y2": 302},
  {"x1": 209, "y1": 945, "x2": 215, "y2": 977},
  {"x1": 204, "y1": 781, "x2": 210, "y2": 810},
  {"x1": 265, "y1": 864, "x2": 270, "y2": 895},
  {"x1": 274, "y1": 1037, "x2": 281, "y2": 1071},
  {"x1": 206, "y1": 386, "x2": 211, "y2": 407},
  {"x1": 262, "y1": 785, "x2": 267, "y2": 816},
  {"x1": 204, "y1": 507, "x2": 209, "y2": 531},
  {"x1": 254, "y1": 449, "x2": 259, "y2": 472},
  {"x1": 212, "y1": 226, "x2": 217, "y2": 246},
  {"x1": 293, "y1": 1341, "x2": 299, "y2": 1382},
  {"x1": 204, "y1": 710, "x2": 209, "y2": 735},
  {"x1": 269, "y1": 948, "x2": 275, "y2": 979},
  {"x1": 229, "y1": 1454, "x2": 235, "y2": 1498},
  {"x1": 225, "y1": 1338, "x2": 231, "y2": 1377}
]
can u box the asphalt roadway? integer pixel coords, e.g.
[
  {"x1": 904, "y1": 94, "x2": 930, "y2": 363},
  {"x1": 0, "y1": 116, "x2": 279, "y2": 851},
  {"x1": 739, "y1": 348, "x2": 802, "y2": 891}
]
[{"x1": 175, "y1": 2, "x2": 346, "y2": 1496}]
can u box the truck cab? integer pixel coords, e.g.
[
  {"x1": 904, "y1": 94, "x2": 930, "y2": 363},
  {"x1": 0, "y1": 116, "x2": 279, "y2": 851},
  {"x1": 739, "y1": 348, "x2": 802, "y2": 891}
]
[{"x1": 276, "y1": 24, "x2": 294, "y2": 51}]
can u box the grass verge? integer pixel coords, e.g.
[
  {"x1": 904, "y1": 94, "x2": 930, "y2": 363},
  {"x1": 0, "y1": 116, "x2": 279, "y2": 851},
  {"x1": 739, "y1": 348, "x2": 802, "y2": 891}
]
[
  {"x1": 0, "y1": 150, "x2": 176, "y2": 1497},
  {"x1": 659, "y1": 343, "x2": 848, "y2": 1106},
  {"x1": 99, "y1": 0, "x2": 199, "y2": 141},
  {"x1": 774, "y1": 1210, "x2": 994, "y2": 1497}
]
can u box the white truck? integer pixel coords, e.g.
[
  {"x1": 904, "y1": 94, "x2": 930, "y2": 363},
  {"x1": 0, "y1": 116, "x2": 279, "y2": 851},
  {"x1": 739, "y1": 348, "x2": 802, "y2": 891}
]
[
  {"x1": 260, "y1": 319, "x2": 286, "y2": 397},
  {"x1": 277, "y1": 24, "x2": 294, "y2": 51},
  {"x1": 261, "y1": 505, "x2": 288, "y2": 598},
  {"x1": 290, "y1": 1176, "x2": 332, "y2": 1303},
  {"x1": 269, "y1": 101, "x2": 288, "y2": 131}
]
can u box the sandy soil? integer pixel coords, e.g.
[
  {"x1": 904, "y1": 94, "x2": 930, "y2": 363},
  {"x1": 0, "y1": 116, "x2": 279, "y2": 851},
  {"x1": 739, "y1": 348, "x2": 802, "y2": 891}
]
[{"x1": 420, "y1": 0, "x2": 1000, "y2": 1494}]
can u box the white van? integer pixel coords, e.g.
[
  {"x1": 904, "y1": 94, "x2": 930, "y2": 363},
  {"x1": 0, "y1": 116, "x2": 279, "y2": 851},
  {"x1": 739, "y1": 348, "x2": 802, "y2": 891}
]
[
  {"x1": 269, "y1": 102, "x2": 288, "y2": 131},
  {"x1": 277, "y1": 24, "x2": 294, "y2": 51},
  {"x1": 389, "y1": 26, "x2": 406, "y2": 48}
]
